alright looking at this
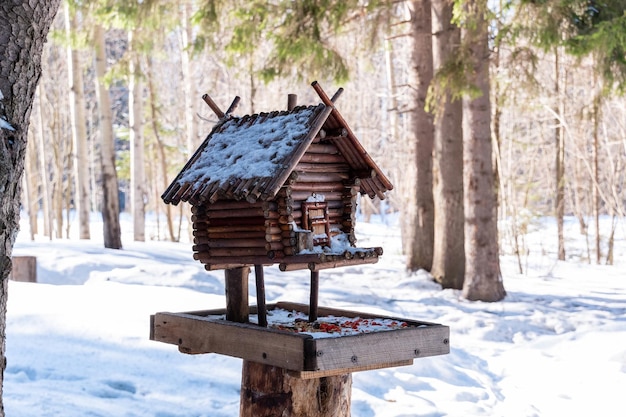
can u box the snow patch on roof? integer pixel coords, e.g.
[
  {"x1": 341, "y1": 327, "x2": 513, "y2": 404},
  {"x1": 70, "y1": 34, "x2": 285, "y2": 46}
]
[{"x1": 178, "y1": 107, "x2": 316, "y2": 187}]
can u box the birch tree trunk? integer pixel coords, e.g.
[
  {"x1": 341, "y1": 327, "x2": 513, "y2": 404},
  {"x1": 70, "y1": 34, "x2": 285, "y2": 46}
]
[
  {"x1": 94, "y1": 24, "x2": 122, "y2": 249},
  {"x1": 36, "y1": 85, "x2": 53, "y2": 239},
  {"x1": 65, "y1": 2, "x2": 90, "y2": 239},
  {"x1": 554, "y1": 48, "x2": 566, "y2": 261},
  {"x1": 461, "y1": 0, "x2": 506, "y2": 302},
  {"x1": 146, "y1": 57, "x2": 177, "y2": 241},
  {"x1": 129, "y1": 31, "x2": 146, "y2": 242},
  {"x1": 430, "y1": 0, "x2": 465, "y2": 289},
  {"x1": 0, "y1": 1, "x2": 61, "y2": 413},
  {"x1": 406, "y1": 0, "x2": 435, "y2": 272}
]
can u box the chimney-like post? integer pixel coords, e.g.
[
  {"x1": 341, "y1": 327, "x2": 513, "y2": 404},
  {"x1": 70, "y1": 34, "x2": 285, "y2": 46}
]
[{"x1": 287, "y1": 94, "x2": 297, "y2": 111}]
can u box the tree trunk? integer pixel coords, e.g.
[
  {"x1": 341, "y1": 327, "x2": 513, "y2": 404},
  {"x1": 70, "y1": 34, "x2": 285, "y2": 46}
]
[
  {"x1": 554, "y1": 48, "x2": 566, "y2": 261},
  {"x1": 461, "y1": 0, "x2": 506, "y2": 302},
  {"x1": 94, "y1": 24, "x2": 122, "y2": 249},
  {"x1": 591, "y1": 91, "x2": 601, "y2": 264},
  {"x1": 406, "y1": 0, "x2": 435, "y2": 272},
  {"x1": 430, "y1": 0, "x2": 465, "y2": 289},
  {"x1": 65, "y1": 2, "x2": 90, "y2": 240},
  {"x1": 0, "y1": 2, "x2": 61, "y2": 414},
  {"x1": 36, "y1": 85, "x2": 53, "y2": 240},
  {"x1": 240, "y1": 362, "x2": 352, "y2": 417},
  {"x1": 129, "y1": 31, "x2": 146, "y2": 242},
  {"x1": 146, "y1": 57, "x2": 177, "y2": 241}
]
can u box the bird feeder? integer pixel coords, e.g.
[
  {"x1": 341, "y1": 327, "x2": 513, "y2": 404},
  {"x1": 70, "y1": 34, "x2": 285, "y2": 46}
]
[{"x1": 150, "y1": 82, "x2": 449, "y2": 379}]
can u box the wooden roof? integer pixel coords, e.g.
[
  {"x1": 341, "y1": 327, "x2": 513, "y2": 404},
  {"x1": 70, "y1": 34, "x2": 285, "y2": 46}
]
[{"x1": 162, "y1": 82, "x2": 393, "y2": 206}]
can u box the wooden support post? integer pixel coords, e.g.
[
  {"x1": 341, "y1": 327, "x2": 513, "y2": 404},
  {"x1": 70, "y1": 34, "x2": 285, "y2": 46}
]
[
  {"x1": 309, "y1": 270, "x2": 319, "y2": 322},
  {"x1": 240, "y1": 361, "x2": 352, "y2": 417},
  {"x1": 225, "y1": 267, "x2": 249, "y2": 323},
  {"x1": 254, "y1": 265, "x2": 267, "y2": 327}
]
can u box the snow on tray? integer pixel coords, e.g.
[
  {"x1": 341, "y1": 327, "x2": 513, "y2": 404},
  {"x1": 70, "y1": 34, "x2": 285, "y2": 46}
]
[
  {"x1": 178, "y1": 107, "x2": 316, "y2": 188},
  {"x1": 208, "y1": 308, "x2": 414, "y2": 339}
]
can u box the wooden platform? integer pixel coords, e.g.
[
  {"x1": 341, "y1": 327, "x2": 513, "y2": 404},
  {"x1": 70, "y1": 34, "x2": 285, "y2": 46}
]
[{"x1": 150, "y1": 302, "x2": 449, "y2": 379}]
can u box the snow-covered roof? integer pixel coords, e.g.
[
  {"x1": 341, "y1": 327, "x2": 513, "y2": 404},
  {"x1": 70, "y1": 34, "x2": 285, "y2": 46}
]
[{"x1": 162, "y1": 98, "x2": 392, "y2": 205}]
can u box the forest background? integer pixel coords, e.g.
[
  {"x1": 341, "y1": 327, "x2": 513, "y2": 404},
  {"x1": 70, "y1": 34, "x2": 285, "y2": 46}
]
[{"x1": 17, "y1": 0, "x2": 626, "y2": 296}]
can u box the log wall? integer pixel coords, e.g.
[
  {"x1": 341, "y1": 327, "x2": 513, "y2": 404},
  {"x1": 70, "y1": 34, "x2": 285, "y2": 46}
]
[
  {"x1": 189, "y1": 137, "x2": 361, "y2": 270},
  {"x1": 191, "y1": 202, "x2": 275, "y2": 270},
  {"x1": 289, "y1": 139, "x2": 358, "y2": 248}
]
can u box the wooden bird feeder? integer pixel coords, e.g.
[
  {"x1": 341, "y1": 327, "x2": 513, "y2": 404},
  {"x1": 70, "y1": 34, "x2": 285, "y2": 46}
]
[{"x1": 150, "y1": 82, "x2": 449, "y2": 405}]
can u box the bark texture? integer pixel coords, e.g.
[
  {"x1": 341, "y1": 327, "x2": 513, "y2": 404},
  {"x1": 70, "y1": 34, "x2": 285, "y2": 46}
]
[
  {"x1": 430, "y1": 0, "x2": 465, "y2": 289},
  {"x1": 405, "y1": 0, "x2": 435, "y2": 272},
  {"x1": 129, "y1": 32, "x2": 146, "y2": 242},
  {"x1": 0, "y1": 1, "x2": 61, "y2": 413},
  {"x1": 65, "y1": 2, "x2": 90, "y2": 240},
  {"x1": 94, "y1": 24, "x2": 122, "y2": 249},
  {"x1": 461, "y1": 0, "x2": 506, "y2": 302},
  {"x1": 241, "y1": 361, "x2": 352, "y2": 417}
]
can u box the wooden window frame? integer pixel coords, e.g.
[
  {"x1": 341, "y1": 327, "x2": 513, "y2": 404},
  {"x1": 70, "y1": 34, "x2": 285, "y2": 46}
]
[{"x1": 301, "y1": 201, "x2": 330, "y2": 246}]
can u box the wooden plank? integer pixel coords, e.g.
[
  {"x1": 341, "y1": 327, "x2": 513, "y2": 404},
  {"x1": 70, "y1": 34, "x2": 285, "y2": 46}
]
[
  {"x1": 308, "y1": 325, "x2": 449, "y2": 372},
  {"x1": 151, "y1": 312, "x2": 310, "y2": 370},
  {"x1": 290, "y1": 360, "x2": 413, "y2": 380},
  {"x1": 152, "y1": 303, "x2": 449, "y2": 373}
]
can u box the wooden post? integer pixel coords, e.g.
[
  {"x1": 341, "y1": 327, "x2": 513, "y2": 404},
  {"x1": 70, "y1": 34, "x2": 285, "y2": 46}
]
[
  {"x1": 254, "y1": 265, "x2": 267, "y2": 327},
  {"x1": 10, "y1": 256, "x2": 37, "y2": 282},
  {"x1": 240, "y1": 361, "x2": 352, "y2": 417},
  {"x1": 288, "y1": 94, "x2": 297, "y2": 111},
  {"x1": 309, "y1": 270, "x2": 319, "y2": 322},
  {"x1": 225, "y1": 267, "x2": 249, "y2": 323}
]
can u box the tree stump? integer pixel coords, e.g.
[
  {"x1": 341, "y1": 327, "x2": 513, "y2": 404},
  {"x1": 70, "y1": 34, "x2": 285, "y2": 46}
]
[
  {"x1": 225, "y1": 267, "x2": 352, "y2": 417},
  {"x1": 240, "y1": 361, "x2": 352, "y2": 417},
  {"x1": 10, "y1": 256, "x2": 37, "y2": 282}
]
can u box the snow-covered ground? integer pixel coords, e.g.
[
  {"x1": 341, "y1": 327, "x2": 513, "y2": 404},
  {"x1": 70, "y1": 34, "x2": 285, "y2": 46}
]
[{"x1": 6, "y1": 212, "x2": 626, "y2": 416}]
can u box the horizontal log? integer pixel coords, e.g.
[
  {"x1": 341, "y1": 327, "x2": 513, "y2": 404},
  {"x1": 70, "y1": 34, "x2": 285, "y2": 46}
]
[
  {"x1": 205, "y1": 238, "x2": 268, "y2": 249},
  {"x1": 300, "y1": 153, "x2": 346, "y2": 164},
  {"x1": 196, "y1": 231, "x2": 266, "y2": 240},
  {"x1": 291, "y1": 191, "x2": 346, "y2": 201},
  {"x1": 198, "y1": 200, "x2": 269, "y2": 211},
  {"x1": 294, "y1": 171, "x2": 350, "y2": 183},
  {"x1": 291, "y1": 200, "x2": 345, "y2": 211},
  {"x1": 279, "y1": 263, "x2": 310, "y2": 271},
  {"x1": 205, "y1": 207, "x2": 267, "y2": 219},
  {"x1": 307, "y1": 144, "x2": 340, "y2": 154},
  {"x1": 195, "y1": 255, "x2": 275, "y2": 268},
  {"x1": 291, "y1": 182, "x2": 346, "y2": 193},
  {"x1": 295, "y1": 163, "x2": 350, "y2": 173},
  {"x1": 200, "y1": 247, "x2": 270, "y2": 257},
  {"x1": 203, "y1": 217, "x2": 266, "y2": 227},
  {"x1": 202, "y1": 225, "x2": 270, "y2": 234},
  {"x1": 309, "y1": 257, "x2": 379, "y2": 271}
]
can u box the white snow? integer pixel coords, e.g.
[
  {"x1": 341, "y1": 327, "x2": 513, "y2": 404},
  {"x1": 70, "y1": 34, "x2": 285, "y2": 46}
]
[
  {"x1": 0, "y1": 116, "x2": 15, "y2": 131},
  {"x1": 178, "y1": 108, "x2": 316, "y2": 188},
  {"x1": 6, "y1": 212, "x2": 626, "y2": 416}
]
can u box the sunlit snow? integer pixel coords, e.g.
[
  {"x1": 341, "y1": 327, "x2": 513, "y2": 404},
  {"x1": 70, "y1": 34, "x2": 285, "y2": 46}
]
[{"x1": 6, "y1": 212, "x2": 626, "y2": 416}]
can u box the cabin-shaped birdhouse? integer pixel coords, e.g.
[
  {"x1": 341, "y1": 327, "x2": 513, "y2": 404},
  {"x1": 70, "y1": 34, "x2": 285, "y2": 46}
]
[
  {"x1": 162, "y1": 82, "x2": 392, "y2": 273},
  {"x1": 151, "y1": 82, "x2": 449, "y2": 379}
]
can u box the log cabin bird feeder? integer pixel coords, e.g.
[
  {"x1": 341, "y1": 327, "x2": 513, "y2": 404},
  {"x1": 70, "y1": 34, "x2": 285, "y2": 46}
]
[{"x1": 152, "y1": 82, "x2": 450, "y2": 380}]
